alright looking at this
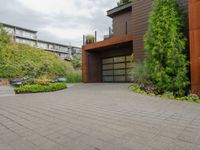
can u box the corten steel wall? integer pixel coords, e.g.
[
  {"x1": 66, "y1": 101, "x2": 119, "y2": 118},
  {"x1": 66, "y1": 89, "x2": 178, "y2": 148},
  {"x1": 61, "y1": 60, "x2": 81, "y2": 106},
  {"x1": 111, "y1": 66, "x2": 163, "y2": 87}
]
[
  {"x1": 113, "y1": 11, "x2": 133, "y2": 36},
  {"x1": 189, "y1": 0, "x2": 200, "y2": 95},
  {"x1": 132, "y1": 0, "x2": 188, "y2": 61},
  {"x1": 87, "y1": 52, "x2": 101, "y2": 83}
]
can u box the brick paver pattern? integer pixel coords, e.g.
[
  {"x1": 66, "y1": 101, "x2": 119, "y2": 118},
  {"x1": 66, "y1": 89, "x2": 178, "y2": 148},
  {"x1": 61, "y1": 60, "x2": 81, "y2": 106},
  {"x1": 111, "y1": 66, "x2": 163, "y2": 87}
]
[{"x1": 0, "y1": 83, "x2": 200, "y2": 150}]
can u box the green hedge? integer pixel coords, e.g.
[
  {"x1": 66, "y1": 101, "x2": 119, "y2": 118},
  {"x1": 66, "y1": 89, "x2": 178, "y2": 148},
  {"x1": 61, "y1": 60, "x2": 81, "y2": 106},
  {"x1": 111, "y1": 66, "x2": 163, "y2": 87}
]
[{"x1": 15, "y1": 83, "x2": 67, "y2": 94}]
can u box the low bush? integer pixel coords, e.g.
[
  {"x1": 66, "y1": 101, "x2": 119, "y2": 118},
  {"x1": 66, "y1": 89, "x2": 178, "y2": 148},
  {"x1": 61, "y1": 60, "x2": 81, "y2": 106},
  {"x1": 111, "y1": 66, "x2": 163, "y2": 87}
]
[
  {"x1": 34, "y1": 75, "x2": 51, "y2": 85},
  {"x1": 66, "y1": 70, "x2": 82, "y2": 83},
  {"x1": 130, "y1": 84, "x2": 200, "y2": 104},
  {"x1": 131, "y1": 62, "x2": 151, "y2": 86},
  {"x1": 186, "y1": 94, "x2": 199, "y2": 101},
  {"x1": 15, "y1": 83, "x2": 67, "y2": 94}
]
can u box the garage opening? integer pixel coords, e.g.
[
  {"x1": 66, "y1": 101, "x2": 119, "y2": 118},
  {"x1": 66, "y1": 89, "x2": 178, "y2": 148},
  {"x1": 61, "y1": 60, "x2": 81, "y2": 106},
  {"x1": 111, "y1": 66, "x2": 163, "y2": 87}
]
[{"x1": 102, "y1": 55, "x2": 133, "y2": 82}]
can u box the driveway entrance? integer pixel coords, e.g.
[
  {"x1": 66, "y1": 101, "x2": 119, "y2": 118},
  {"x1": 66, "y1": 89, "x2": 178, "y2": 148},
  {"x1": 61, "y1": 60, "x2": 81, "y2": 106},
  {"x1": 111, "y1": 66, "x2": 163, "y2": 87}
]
[{"x1": 0, "y1": 83, "x2": 200, "y2": 150}]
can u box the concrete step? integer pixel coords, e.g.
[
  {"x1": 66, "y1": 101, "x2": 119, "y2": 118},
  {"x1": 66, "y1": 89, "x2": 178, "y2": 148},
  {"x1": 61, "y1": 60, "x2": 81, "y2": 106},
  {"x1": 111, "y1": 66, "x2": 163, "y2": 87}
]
[{"x1": 0, "y1": 86, "x2": 15, "y2": 97}]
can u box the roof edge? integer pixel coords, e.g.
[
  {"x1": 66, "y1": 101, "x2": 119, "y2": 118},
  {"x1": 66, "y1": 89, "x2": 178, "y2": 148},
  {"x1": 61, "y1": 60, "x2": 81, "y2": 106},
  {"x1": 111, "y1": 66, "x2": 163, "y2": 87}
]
[
  {"x1": 107, "y1": 2, "x2": 132, "y2": 18},
  {"x1": 0, "y1": 22, "x2": 38, "y2": 33}
]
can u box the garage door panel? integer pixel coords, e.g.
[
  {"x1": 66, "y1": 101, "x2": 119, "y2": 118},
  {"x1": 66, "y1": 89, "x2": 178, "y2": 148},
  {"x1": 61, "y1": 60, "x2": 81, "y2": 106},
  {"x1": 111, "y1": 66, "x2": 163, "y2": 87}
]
[
  {"x1": 114, "y1": 76, "x2": 126, "y2": 81},
  {"x1": 102, "y1": 58, "x2": 113, "y2": 64},
  {"x1": 103, "y1": 64, "x2": 113, "y2": 70},
  {"x1": 114, "y1": 69, "x2": 125, "y2": 75},
  {"x1": 114, "y1": 56, "x2": 125, "y2": 63},
  {"x1": 102, "y1": 55, "x2": 133, "y2": 82},
  {"x1": 103, "y1": 76, "x2": 113, "y2": 82},
  {"x1": 114, "y1": 63, "x2": 126, "y2": 69},
  {"x1": 103, "y1": 70, "x2": 113, "y2": 76}
]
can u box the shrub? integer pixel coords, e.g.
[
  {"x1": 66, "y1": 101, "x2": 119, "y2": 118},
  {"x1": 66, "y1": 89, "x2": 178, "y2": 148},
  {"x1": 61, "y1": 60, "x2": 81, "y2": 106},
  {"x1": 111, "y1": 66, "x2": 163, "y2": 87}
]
[
  {"x1": 0, "y1": 26, "x2": 75, "y2": 79},
  {"x1": 71, "y1": 55, "x2": 82, "y2": 70},
  {"x1": 131, "y1": 62, "x2": 151, "y2": 86},
  {"x1": 186, "y1": 94, "x2": 199, "y2": 101},
  {"x1": 144, "y1": 0, "x2": 189, "y2": 96},
  {"x1": 34, "y1": 75, "x2": 50, "y2": 85},
  {"x1": 15, "y1": 83, "x2": 67, "y2": 94},
  {"x1": 86, "y1": 35, "x2": 95, "y2": 44},
  {"x1": 66, "y1": 70, "x2": 82, "y2": 83}
]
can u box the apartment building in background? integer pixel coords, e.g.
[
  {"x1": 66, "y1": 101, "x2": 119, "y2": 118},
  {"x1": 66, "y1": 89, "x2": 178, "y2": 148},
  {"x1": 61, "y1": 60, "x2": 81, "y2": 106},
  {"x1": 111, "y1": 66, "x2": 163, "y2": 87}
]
[{"x1": 1, "y1": 23, "x2": 81, "y2": 60}]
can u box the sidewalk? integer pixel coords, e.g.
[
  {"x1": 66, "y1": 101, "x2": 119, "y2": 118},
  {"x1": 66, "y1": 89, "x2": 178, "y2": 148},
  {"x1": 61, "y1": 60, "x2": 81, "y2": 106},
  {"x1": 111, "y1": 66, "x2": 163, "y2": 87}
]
[{"x1": 0, "y1": 86, "x2": 15, "y2": 97}]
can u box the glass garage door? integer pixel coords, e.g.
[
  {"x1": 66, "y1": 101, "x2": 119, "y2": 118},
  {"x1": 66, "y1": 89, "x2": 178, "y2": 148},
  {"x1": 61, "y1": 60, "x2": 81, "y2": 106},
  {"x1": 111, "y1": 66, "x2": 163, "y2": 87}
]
[{"x1": 102, "y1": 55, "x2": 133, "y2": 82}]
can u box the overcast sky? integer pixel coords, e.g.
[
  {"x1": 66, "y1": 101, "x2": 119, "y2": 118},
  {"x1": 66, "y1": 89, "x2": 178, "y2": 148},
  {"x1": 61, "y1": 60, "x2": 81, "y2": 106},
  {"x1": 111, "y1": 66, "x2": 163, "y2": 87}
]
[{"x1": 0, "y1": 0, "x2": 116, "y2": 47}]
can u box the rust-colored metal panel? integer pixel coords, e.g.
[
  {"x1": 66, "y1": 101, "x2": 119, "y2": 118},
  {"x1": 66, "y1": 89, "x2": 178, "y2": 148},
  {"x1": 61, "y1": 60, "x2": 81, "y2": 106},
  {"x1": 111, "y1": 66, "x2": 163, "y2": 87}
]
[
  {"x1": 82, "y1": 47, "x2": 87, "y2": 82},
  {"x1": 83, "y1": 34, "x2": 133, "y2": 51},
  {"x1": 189, "y1": 0, "x2": 200, "y2": 95}
]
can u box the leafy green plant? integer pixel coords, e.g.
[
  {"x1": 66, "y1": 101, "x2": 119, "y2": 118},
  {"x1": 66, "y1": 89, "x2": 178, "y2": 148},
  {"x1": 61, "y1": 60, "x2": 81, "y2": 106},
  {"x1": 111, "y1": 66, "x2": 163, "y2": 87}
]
[
  {"x1": 86, "y1": 35, "x2": 95, "y2": 44},
  {"x1": 144, "y1": 0, "x2": 189, "y2": 96},
  {"x1": 15, "y1": 83, "x2": 67, "y2": 94},
  {"x1": 130, "y1": 84, "x2": 200, "y2": 104},
  {"x1": 176, "y1": 97, "x2": 186, "y2": 101},
  {"x1": 186, "y1": 94, "x2": 199, "y2": 101},
  {"x1": 34, "y1": 75, "x2": 50, "y2": 85},
  {"x1": 71, "y1": 55, "x2": 82, "y2": 70}
]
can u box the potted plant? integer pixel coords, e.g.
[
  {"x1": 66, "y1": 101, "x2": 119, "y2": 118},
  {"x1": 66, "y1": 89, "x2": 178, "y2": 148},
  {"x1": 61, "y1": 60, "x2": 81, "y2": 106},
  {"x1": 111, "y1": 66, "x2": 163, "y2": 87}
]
[{"x1": 86, "y1": 35, "x2": 95, "y2": 44}]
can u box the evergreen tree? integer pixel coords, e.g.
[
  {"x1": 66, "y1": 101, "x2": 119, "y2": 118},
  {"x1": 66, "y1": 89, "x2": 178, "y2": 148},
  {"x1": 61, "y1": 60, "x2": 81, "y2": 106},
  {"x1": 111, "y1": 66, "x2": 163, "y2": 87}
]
[{"x1": 144, "y1": 0, "x2": 189, "y2": 96}]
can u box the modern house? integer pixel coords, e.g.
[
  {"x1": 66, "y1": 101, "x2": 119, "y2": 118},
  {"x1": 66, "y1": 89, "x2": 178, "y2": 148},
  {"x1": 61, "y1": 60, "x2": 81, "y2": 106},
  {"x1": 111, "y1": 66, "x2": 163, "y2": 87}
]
[
  {"x1": 2, "y1": 23, "x2": 81, "y2": 60},
  {"x1": 82, "y1": 0, "x2": 200, "y2": 95},
  {"x1": 82, "y1": 0, "x2": 188, "y2": 83}
]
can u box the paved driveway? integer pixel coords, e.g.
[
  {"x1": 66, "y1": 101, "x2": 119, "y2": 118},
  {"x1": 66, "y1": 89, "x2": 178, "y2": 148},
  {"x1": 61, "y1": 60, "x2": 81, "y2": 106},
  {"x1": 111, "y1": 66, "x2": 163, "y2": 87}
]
[{"x1": 0, "y1": 83, "x2": 200, "y2": 150}]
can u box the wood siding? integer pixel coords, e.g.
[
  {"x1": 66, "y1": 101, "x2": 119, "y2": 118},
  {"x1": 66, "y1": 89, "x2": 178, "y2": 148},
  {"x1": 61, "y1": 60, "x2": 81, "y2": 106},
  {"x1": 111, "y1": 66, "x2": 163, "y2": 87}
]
[
  {"x1": 113, "y1": 11, "x2": 133, "y2": 36},
  {"x1": 132, "y1": 0, "x2": 153, "y2": 60}
]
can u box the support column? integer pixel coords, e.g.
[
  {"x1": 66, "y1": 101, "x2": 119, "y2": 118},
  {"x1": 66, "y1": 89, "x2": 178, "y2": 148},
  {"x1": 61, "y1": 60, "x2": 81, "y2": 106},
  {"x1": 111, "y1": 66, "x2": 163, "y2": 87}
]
[{"x1": 189, "y1": 0, "x2": 200, "y2": 95}]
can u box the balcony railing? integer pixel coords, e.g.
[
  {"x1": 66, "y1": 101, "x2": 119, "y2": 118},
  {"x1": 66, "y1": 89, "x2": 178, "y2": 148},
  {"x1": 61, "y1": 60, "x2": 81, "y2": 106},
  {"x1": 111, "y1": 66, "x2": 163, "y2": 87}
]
[{"x1": 83, "y1": 27, "x2": 113, "y2": 45}]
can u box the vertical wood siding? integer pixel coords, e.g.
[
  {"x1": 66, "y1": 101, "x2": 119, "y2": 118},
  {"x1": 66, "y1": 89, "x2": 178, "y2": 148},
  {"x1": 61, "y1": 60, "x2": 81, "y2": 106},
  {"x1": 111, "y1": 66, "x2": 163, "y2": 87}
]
[{"x1": 113, "y1": 11, "x2": 133, "y2": 36}]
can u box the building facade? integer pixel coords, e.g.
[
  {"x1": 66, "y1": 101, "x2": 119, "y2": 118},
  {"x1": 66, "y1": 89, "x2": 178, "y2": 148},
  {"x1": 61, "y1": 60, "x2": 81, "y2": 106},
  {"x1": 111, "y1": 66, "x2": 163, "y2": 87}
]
[
  {"x1": 2, "y1": 23, "x2": 81, "y2": 60},
  {"x1": 82, "y1": 1, "x2": 188, "y2": 81},
  {"x1": 82, "y1": 0, "x2": 200, "y2": 95}
]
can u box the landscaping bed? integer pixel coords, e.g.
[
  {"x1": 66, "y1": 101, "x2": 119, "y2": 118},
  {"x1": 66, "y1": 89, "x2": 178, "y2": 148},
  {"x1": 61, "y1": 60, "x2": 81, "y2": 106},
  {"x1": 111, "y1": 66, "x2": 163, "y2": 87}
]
[
  {"x1": 15, "y1": 83, "x2": 67, "y2": 94},
  {"x1": 130, "y1": 84, "x2": 200, "y2": 104}
]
